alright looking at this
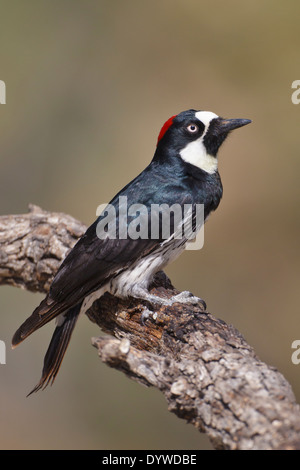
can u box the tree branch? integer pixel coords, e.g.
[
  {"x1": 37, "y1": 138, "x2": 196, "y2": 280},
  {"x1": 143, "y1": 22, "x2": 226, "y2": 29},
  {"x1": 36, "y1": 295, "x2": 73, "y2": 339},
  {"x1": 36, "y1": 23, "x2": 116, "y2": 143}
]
[{"x1": 1, "y1": 205, "x2": 299, "y2": 450}]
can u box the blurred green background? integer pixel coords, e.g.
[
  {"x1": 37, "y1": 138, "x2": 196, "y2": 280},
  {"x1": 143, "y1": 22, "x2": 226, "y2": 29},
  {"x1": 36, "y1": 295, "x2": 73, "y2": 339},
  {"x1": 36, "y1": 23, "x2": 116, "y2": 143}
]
[{"x1": 0, "y1": 0, "x2": 299, "y2": 450}]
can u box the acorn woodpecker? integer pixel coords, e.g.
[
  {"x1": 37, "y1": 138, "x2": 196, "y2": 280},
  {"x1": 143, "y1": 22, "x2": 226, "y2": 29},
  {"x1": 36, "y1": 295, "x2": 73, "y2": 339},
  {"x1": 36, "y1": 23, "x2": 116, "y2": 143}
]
[{"x1": 12, "y1": 109, "x2": 251, "y2": 394}]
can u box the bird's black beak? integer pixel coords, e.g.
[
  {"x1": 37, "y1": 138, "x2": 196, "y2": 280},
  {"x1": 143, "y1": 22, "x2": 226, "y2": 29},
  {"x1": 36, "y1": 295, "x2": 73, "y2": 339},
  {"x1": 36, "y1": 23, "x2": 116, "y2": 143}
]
[
  {"x1": 204, "y1": 117, "x2": 251, "y2": 156},
  {"x1": 216, "y1": 118, "x2": 252, "y2": 134}
]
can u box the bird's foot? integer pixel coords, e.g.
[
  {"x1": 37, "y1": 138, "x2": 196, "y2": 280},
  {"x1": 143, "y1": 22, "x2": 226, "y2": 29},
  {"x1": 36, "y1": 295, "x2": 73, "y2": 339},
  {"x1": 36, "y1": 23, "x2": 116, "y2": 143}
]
[
  {"x1": 131, "y1": 287, "x2": 206, "y2": 321},
  {"x1": 169, "y1": 291, "x2": 207, "y2": 310}
]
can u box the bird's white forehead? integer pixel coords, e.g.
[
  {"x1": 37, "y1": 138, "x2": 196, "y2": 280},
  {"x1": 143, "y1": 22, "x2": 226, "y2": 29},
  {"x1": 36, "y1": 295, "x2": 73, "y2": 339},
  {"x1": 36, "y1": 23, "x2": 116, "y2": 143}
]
[{"x1": 195, "y1": 111, "x2": 219, "y2": 127}]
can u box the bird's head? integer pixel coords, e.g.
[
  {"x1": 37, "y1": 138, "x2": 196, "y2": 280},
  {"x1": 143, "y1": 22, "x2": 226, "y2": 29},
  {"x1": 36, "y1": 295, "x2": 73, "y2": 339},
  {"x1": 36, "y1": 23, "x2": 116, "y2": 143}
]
[{"x1": 155, "y1": 109, "x2": 251, "y2": 174}]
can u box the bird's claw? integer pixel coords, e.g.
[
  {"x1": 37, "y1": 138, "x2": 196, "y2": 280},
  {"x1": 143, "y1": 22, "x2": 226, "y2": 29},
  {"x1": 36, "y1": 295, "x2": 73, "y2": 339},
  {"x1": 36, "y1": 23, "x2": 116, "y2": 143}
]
[{"x1": 170, "y1": 291, "x2": 207, "y2": 310}]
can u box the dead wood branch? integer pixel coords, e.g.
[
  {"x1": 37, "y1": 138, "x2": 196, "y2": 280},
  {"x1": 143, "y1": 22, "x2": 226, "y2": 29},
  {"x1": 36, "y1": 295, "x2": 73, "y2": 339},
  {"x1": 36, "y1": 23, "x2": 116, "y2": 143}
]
[{"x1": 1, "y1": 205, "x2": 299, "y2": 450}]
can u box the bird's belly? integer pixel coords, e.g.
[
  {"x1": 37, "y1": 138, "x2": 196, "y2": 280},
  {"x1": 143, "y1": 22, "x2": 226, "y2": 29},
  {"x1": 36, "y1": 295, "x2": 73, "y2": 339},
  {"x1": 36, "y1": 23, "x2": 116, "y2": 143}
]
[
  {"x1": 79, "y1": 239, "x2": 186, "y2": 315},
  {"x1": 110, "y1": 239, "x2": 186, "y2": 298}
]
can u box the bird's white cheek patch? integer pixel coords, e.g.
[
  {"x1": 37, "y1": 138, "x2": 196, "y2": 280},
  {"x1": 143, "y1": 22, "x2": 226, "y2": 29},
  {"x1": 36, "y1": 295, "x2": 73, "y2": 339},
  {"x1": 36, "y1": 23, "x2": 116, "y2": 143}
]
[{"x1": 179, "y1": 138, "x2": 218, "y2": 174}]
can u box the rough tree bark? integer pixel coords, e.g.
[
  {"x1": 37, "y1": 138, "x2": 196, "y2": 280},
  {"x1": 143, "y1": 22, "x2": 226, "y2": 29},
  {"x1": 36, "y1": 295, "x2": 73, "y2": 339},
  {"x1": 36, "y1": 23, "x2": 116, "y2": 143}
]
[{"x1": 0, "y1": 205, "x2": 299, "y2": 450}]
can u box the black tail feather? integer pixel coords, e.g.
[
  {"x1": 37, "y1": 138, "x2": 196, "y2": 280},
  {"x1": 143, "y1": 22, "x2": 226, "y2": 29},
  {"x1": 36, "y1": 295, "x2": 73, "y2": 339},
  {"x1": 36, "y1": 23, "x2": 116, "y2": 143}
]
[
  {"x1": 12, "y1": 296, "x2": 67, "y2": 348},
  {"x1": 27, "y1": 303, "x2": 81, "y2": 396}
]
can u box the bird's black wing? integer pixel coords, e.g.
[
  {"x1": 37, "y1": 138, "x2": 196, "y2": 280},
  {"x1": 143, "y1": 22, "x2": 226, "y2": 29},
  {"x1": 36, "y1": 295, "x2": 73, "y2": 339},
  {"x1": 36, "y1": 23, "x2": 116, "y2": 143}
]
[
  {"x1": 49, "y1": 161, "x2": 195, "y2": 307},
  {"x1": 12, "y1": 162, "x2": 192, "y2": 346}
]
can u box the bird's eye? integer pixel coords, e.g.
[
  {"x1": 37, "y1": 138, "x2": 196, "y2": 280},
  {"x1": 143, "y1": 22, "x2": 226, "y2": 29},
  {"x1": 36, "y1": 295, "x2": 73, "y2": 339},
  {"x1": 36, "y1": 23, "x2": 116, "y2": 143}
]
[{"x1": 186, "y1": 124, "x2": 199, "y2": 133}]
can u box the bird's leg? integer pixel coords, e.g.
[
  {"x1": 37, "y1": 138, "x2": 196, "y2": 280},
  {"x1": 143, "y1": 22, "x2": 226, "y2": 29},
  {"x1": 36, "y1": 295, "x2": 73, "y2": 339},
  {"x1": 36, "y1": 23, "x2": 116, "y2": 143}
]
[
  {"x1": 130, "y1": 285, "x2": 206, "y2": 310},
  {"x1": 130, "y1": 285, "x2": 173, "y2": 307}
]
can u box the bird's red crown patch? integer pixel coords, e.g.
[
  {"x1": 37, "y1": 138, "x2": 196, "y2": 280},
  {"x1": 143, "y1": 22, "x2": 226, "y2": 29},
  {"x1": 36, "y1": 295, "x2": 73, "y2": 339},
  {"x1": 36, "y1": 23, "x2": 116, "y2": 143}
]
[{"x1": 157, "y1": 114, "x2": 177, "y2": 145}]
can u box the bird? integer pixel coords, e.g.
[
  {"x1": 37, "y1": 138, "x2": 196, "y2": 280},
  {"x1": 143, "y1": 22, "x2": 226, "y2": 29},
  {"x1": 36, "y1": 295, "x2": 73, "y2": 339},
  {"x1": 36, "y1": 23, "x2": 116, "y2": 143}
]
[{"x1": 12, "y1": 109, "x2": 251, "y2": 395}]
